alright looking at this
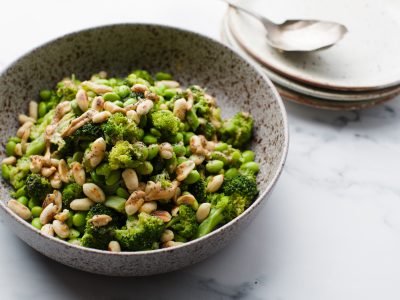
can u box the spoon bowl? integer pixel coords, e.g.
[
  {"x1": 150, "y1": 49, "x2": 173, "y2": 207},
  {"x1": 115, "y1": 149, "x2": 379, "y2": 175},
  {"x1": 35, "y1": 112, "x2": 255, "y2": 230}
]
[{"x1": 224, "y1": 0, "x2": 348, "y2": 52}]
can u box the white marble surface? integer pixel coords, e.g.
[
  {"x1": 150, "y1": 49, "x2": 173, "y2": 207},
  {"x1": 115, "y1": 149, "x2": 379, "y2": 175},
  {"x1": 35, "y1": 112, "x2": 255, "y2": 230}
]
[{"x1": 1, "y1": 1, "x2": 400, "y2": 299}]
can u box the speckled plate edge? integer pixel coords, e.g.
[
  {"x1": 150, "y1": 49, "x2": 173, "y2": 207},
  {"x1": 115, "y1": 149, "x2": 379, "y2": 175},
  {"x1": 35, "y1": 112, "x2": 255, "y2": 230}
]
[{"x1": 0, "y1": 23, "x2": 289, "y2": 259}]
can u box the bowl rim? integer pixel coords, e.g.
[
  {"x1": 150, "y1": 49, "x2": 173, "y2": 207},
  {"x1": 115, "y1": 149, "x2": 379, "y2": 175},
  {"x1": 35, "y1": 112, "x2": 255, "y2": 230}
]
[{"x1": 0, "y1": 23, "x2": 289, "y2": 256}]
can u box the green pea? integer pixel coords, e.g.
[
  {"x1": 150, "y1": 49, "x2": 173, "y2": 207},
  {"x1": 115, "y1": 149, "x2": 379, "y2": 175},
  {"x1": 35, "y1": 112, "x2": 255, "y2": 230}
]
[
  {"x1": 115, "y1": 85, "x2": 131, "y2": 99},
  {"x1": 206, "y1": 160, "x2": 224, "y2": 174},
  {"x1": 173, "y1": 144, "x2": 186, "y2": 156},
  {"x1": 31, "y1": 206, "x2": 43, "y2": 218},
  {"x1": 39, "y1": 89, "x2": 52, "y2": 101},
  {"x1": 240, "y1": 162, "x2": 260, "y2": 173},
  {"x1": 183, "y1": 132, "x2": 195, "y2": 145},
  {"x1": 5, "y1": 140, "x2": 16, "y2": 156},
  {"x1": 17, "y1": 196, "x2": 29, "y2": 206},
  {"x1": 66, "y1": 212, "x2": 74, "y2": 227},
  {"x1": 211, "y1": 151, "x2": 228, "y2": 166},
  {"x1": 31, "y1": 218, "x2": 42, "y2": 230},
  {"x1": 150, "y1": 128, "x2": 162, "y2": 138},
  {"x1": 225, "y1": 168, "x2": 239, "y2": 179},
  {"x1": 214, "y1": 142, "x2": 228, "y2": 152},
  {"x1": 230, "y1": 150, "x2": 241, "y2": 165},
  {"x1": 123, "y1": 98, "x2": 137, "y2": 107},
  {"x1": 103, "y1": 92, "x2": 121, "y2": 102},
  {"x1": 155, "y1": 72, "x2": 172, "y2": 81},
  {"x1": 241, "y1": 150, "x2": 255, "y2": 163},
  {"x1": 177, "y1": 156, "x2": 188, "y2": 165},
  {"x1": 147, "y1": 144, "x2": 159, "y2": 160},
  {"x1": 106, "y1": 170, "x2": 121, "y2": 186},
  {"x1": 116, "y1": 187, "x2": 130, "y2": 199},
  {"x1": 143, "y1": 135, "x2": 158, "y2": 145},
  {"x1": 28, "y1": 198, "x2": 40, "y2": 210},
  {"x1": 26, "y1": 137, "x2": 46, "y2": 156},
  {"x1": 38, "y1": 101, "x2": 47, "y2": 118},
  {"x1": 72, "y1": 212, "x2": 87, "y2": 227},
  {"x1": 184, "y1": 170, "x2": 200, "y2": 184},
  {"x1": 69, "y1": 229, "x2": 81, "y2": 239},
  {"x1": 1, "y1": 164, "x2": 10, "y2": 180},
  {"x1": 136, "y1": 161, "x2": 153, "y2": 175}
]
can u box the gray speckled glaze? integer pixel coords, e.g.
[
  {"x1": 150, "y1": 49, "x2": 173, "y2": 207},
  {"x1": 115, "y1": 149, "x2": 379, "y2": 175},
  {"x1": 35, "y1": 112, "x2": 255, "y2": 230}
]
[{"x1": 0, "y1": 24, "x2": 288, "y2": 276}]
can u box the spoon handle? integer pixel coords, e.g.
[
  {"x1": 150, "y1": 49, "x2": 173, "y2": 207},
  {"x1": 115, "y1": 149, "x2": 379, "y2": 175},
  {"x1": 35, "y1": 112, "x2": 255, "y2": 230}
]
[{"x1": 222, "y1": 0, "x2": 277, "y2": 30}]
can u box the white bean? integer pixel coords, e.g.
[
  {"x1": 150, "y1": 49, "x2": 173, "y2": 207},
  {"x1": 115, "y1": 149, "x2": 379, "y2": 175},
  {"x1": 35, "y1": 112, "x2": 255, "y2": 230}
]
[
  {"x1": 70, "y1": 198, "x2": 95, "y2": 211},
  {"x1": 83, "y1": 183, "x2": 106, "y2": 203},
  {"x1": 52, "y1": 220, "x2": 70, "y2": 239},
  {"x1": 122, "y1": 169, "x2": 139, "y2": 192},
  {"x1": 136, "y1": 99, "x2": 153, "y2": 115},
  {"x1": 196, "y1": 203, "x2": 211, "y2": 223},
  {"x1": 7, "y1": 200, "x2": 31, "y2": 220}
]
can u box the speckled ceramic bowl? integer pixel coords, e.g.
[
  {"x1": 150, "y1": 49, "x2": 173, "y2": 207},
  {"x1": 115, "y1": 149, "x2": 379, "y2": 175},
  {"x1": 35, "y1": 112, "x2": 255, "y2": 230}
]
[{"x1": 0, "y1": 24, "x2": 288, "y2": 276}]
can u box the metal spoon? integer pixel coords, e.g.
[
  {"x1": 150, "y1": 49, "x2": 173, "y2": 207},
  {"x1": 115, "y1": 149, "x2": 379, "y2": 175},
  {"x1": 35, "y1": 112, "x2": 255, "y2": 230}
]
[{"x1": 224, "y1": 0, "x2": 348, "y2": 52}]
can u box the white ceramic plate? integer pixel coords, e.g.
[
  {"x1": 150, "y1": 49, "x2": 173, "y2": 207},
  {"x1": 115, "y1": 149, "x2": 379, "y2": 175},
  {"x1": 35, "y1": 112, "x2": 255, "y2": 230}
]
[
  {"x1": 228, "y1": 0, "x2": 400, "y2": 91},
  {"x1": 221, "y1": 15, "x2": 400, "y2": 102}
]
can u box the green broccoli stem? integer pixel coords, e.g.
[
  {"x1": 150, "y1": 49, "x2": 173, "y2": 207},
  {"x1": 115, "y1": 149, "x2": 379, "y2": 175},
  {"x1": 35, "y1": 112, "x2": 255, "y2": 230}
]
[{"x1": 196, "y1": 207, "x2": 225, "y2": 238}]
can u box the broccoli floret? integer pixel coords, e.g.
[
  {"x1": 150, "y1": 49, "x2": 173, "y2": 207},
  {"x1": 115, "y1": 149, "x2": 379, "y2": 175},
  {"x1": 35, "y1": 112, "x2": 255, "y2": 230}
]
[
  {"x1": 81, "y1": 204, "x2": 125, "y2": 250},
  {"x1": 114, "y1": 212, "x2": 165, "y2": 251},
  {"x1": 8, "y1": 157, "x2": 31, "y2": 189},
  {"x1": 56, "y1": 77, "x2": 80, "y2": 101},
  {"x1": 188, "y1": 178, "x2": 206, "y2": 202},
  {"x1": 197, "y1": 121, "x2": 216, "y2": 140},
  {"x1": 62, "y1": 183, "x2": 83, "y2": 207},
  {"x1": 74, "y1": 123, "x2": 103, "y2": 142},
  {"x1": 25, "y1": 174, "x2": 52, "y2": 201},
  {"x1": 219, "y1": 112, "x2": 253, "y2": 148},
  {"x1": 108, "y1": 141, "x2": 148, "y2": 170},
  {"x1": 222, "y1": 173, "x2": 258, "y2": 203},
  {"x1": 101, "y1": 112, "x2": 143, "y2": 144},
  {"x1": 151, "y1": 110, "x2": 181, "y2": 136},
  {"x1": 167, "y1": 205, "x2": 198, "y2": 239},
  {"x1": 150, "y1": 170, "x2": 172, "y2": 189}
]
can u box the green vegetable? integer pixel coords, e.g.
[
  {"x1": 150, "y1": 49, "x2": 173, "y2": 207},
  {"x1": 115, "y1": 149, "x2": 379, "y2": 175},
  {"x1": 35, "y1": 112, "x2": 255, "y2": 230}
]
[
  {"x1": 219, "y1": 112, "x2": 253, "y2": 148},
  {"x1": 151, "y1": 110, "x2": 181, "y2": 136},
  {"x1": 31, "y1": 218, "x2": 42, "y2": 230},
  {"x1": 188, "y1": 178, "x2": 206, "y2": 202},
  {"x1": 104, "y1": 196, "x2": 126, "y2": 213},
  {"x1": 72, "y1": 212, "x2": 87, "y2": 227},
  {"x1": 167, "y1": 205, "x2": 198, "y2": 239},
  {"x1": 206, "y1": 160, "x2": 224, "y2": 174},
  {"x1": 31, "y1": 206, "x2": 43, "y2": 218},
  {"x1": 62, "y1": 183, "x2": 83, "y2": 207},
  {"x1": 25, "y1": 174, "x2": 52, "y2": 201},
  {"x1": 108, "y1": 141, "x2": 148, "y2": 170}
]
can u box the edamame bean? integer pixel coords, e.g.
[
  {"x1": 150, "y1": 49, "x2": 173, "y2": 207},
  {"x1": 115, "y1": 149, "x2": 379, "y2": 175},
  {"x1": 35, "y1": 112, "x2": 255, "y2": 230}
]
[
  {"x1": 28, "y1": 198, "x2": 40, "y2": 210},
  {"x1": 230, "y1": 150, "x2": 241, "y2": 165},
  {"x1": 72, "y1": 151, "x2": 84, "y2": 163},
  {"x1": 17, "y1": 196, "x2": 29, "y2": 206},
  {"x1": 116, "y1": 187, "x2": 130, "y2": 199},
  {"x1": 168, "y1": 132, "x2": 183, "y2": 144},
  {"x1": 96, "y1": 163, "x2": 111, "y2": 177},
  {"x1": 240, "y1": 161, "x2": 260, "y2": 173},
  {"x1": 183, "y1": 132, "x2": 195, "y2": 145},
  {"x1": 123, "y1": 98, "x2": 137, "y2": 107},
  {"x1": 26, "y1": 137, "x2": 46, "y2": 156},
  {"x1": 173, "y1": 144, "x2": 186, "y2": 156},
  {"x1": 31, "y1": 206, "x2": 43, "y2": 218},
  {"x1": 147, "y1": 144, "x2": 159, "y2": 160},
  {"x1": 38, "y1": 101, "x2": 47, "y2": 117},
  {"x1": 69, "y1": 229, "x2": 81, "y2": 239},
  {"x1": 136, "y1": 161, "x2": 153, "y2": 175},
  {"x1": 31, "y1": 218, "x2": 42, "y2": 230},
  {"x1": 9, "y1": 137, "x2": 21, "y2": 143},
  {"x1": 211, "y1": 151, "x2": 228, "y2": 165},
  {"x1": 103, "y1": 92, "x2": 121, "y2": 102},
  {"x1": 177, "y1": 156, "x2": 188, "y2": 165},
  {"x1": 214, "y1": 142, "x2": 228, "y2": 152},
  {"x1": 143, "y1": 135, "x2": 158, "y2": 145},
  {"x1": 155, "y1": 72, "x2": 172, "y2": 81},
  {"x1": 73, "y1": 212, "x2": 86, "y2": 227},
  {"x1": 1, "y1": 164, "x2": 10, "y2": 180},
  {"x1": 116, "y1": 85, "x2": 131, "y2": 99},
  {"x1": 12, "y1": 185, "x2": 26, "y2": 198},
  {"x1": 5, "y1": 140, "x2": 16, "y2": 156},
  {"x1": 90, "y1": 171, "x2": 104, "y2": 185},
  {"x1": 206, "y1": 160, "x2": 224, "y2": 174},
  {"x1": 150, "y1": 128, "x2": 161, "y2": 138},
  {"x1": 106, "y1": 170, "x2": 121, "y2": 186},
  {"x1": 241, "y1": 150, "x2": 255, "y2": 163},
  {"x1": 114, "y1": 100, "x2": 124, "y2": 107},
  {"x1": 163, "y1": 89, "x2": 176, "y2": 99},
  {"x1": 39, "y1": 89, "x2": 52, "y2": 101},
  {"x1": 225, "y1": 168, "x2": 239, "y2": 179},
  {"x1": 185, "y1": 145, "x2": 192, "y2": 156},
  {"x1": 184, "y1": 170, "x2": 200, "y2": 184}
]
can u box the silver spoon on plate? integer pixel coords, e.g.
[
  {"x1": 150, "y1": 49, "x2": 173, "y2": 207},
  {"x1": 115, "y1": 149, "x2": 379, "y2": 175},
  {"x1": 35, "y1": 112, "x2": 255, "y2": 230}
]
[{"x1": 223, "y1": 0, "x2": 348, "y2": 52}]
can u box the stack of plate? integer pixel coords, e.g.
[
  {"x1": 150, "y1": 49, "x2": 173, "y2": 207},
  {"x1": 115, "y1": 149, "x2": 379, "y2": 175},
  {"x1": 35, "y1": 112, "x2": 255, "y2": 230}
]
[{"x1": 221, "y1": 0, "x2": 400, "y2": 110}]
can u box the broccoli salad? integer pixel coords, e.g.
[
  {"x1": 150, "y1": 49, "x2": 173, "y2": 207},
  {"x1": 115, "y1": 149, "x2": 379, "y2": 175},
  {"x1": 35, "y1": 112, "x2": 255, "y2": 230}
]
[{"x1": 1, "y1": 70, "x2": 260, "y2": 252}]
